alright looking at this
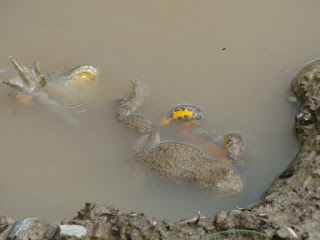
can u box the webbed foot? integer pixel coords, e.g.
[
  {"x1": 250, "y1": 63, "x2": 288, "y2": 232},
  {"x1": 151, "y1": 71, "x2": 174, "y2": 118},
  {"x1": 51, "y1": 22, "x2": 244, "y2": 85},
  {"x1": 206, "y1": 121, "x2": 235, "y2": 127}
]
[
  {"x1": 1, "y1": 57, "x2": 47, "y2": 102},
  {"x1": 1, "y1": 57, "x2": 87, "y2": 125}
]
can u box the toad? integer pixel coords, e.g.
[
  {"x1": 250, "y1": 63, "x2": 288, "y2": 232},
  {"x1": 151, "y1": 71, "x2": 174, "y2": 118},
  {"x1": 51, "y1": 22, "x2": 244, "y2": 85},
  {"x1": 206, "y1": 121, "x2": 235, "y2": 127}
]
[
  {"x1": 117, "y1": 80, "x2": 243, "y2": 196},
  {"x1": 0, "y1": 57, "x2": 98, "y2": 123}
]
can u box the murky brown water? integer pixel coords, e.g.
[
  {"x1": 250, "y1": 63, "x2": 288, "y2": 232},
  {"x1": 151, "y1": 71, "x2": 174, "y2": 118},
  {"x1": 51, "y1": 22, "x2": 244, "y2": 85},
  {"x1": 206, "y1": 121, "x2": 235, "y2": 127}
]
[{"x1": 1, "y1": 1, "x2": 318, "y2": 222}]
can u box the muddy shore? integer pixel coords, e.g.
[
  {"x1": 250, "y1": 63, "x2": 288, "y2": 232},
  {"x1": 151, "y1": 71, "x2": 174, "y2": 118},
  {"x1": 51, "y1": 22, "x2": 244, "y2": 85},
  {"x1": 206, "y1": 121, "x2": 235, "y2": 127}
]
[{"x1": 1, "y1": 62, "x2": 320, "y2": 239}]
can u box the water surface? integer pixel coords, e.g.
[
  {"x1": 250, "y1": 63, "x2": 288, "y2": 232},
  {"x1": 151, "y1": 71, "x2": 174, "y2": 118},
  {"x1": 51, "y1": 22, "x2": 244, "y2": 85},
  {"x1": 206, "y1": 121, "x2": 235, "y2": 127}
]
[{"x1": 1, "y1": 1, "x2": 317, "y2": 221}]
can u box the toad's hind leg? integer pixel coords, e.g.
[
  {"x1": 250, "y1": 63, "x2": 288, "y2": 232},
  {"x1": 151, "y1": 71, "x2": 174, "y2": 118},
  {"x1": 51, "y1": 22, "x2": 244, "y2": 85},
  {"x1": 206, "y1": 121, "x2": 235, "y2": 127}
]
[
  {"x1": 117, "y1": 80, "x2": 144, "y2": 118},
  {"x1": 117, "y1": 80, "x2": 154, "y2": 133}
]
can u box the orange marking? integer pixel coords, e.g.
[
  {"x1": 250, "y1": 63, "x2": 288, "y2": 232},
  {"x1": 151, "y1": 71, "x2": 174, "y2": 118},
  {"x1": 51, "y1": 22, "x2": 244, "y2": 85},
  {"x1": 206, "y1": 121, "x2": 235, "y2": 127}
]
[
  {"x1": 8, "y1": 92, "x2": 34, "y2": 103},
  {"x1": 221, "y1": 157, "x2": 233, "y2": 166},
  {"x1": 182, "y1": 119, "x2": 200, "y2": 127},
  {"x1": 225, "y1": 138, "x2": 229, "y2": 151},
  {"x1": 180, "y1": 128, "x2": 230, "y2": 163},
  {"x1": 160, "y1": 107, "x2": 232, "y2": 165},
  {"x1": 160, "y1": 117, "x2": 171, "y2": 125}
]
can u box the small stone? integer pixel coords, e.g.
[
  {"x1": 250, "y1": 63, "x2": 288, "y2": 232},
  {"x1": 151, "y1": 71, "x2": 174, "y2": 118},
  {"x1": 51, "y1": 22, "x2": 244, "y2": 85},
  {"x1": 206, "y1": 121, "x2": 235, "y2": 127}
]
[
  {"x1": 45, "y1": 224, "x2": 58, "y2": 239},
  {"x1": 277, "y1": 225, "x2": 298, "y2": 239},
  {"x1": 7, "y1": 218, "x2": 52, "y2": 240},
  {"x1": 20, "y1": 221, "x2": 52, "y2": 240},
  {"x1": 92, "y1": 222, "x2": 113, "y2": 239},
  {"x1": 58, "y1": 224, "x2": 87, "y2": 239},
  {"x1": 214, "y1": 211, "x2": 227, "y2": 225},
  {"x1": 288, "y1": 96, "x2": 298, "y2": 103},
  {"x1": 7, "y1": 218, "x2": 38, "y2": 240}
]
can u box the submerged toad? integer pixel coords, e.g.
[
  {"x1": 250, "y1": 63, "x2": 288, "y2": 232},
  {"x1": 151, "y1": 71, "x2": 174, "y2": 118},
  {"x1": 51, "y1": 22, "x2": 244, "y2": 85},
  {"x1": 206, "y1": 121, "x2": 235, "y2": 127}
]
[
  {"x1": 1, "y1": 57, "x2": 98, "y2": 123},
  {"x1": 117, "y1": 80, "x2": 243, "y2": 196}
]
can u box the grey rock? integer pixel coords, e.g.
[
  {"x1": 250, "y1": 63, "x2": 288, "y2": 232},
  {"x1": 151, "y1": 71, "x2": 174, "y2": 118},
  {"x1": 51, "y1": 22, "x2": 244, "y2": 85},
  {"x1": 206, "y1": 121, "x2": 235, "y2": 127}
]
[
  {"x1": 7, "y1": 218, "x2": 38, "y2": 239},
  {"x1": 277, "y1": 226, "x2": 298, "y2": 239},
  {"x1": 7, "y1": 217, "x2": 55, "y2": 240}
]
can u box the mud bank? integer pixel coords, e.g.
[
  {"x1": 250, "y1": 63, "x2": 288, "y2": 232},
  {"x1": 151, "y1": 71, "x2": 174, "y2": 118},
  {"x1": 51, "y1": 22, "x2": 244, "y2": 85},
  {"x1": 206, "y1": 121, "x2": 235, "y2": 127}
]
[{"x1": 2, "y1": 63, "x2": 320, "y2": 240}]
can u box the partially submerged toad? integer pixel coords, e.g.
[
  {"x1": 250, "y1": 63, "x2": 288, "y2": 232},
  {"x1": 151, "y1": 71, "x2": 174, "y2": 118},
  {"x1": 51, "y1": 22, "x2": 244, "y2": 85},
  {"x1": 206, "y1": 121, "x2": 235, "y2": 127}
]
[
  {"x1": 117, "y1": 80, "x2": 243, "y2": 196},
  {"x1": 159, "y1": 105, "x2": 244, "y2": 165},
  {"x1": 1, "y1": 57, "x2": 98, "y2": 123}
]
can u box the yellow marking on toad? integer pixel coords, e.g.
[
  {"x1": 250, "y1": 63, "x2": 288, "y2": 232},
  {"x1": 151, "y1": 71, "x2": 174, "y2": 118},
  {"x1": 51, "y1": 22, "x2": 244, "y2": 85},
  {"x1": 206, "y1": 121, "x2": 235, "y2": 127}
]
[
  {"x1": 225, "y1": 138, "x2": 229, "y2": 151},
  {"x1": 160, "y1": 109, "x2": 200, "y2": 126},
  {"x1": 71, "y1": 71, "x2": 96, "y2": 86},
  {"x1": 172, "y1": 109, "x2": 193, "y2": 120}
]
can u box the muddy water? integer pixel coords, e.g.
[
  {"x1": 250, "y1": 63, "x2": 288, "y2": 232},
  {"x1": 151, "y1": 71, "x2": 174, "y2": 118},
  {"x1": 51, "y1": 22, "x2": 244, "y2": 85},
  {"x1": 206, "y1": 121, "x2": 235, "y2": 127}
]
[{"x1": 0, "y1": 1, "x2": 318, "y2": 221}]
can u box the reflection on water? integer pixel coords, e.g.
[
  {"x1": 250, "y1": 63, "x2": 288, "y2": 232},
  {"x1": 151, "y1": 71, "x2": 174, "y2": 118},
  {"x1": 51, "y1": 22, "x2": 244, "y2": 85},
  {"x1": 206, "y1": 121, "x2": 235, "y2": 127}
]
[{"x1": 1, "y1": 0, "x2": 318, "y2": 221}]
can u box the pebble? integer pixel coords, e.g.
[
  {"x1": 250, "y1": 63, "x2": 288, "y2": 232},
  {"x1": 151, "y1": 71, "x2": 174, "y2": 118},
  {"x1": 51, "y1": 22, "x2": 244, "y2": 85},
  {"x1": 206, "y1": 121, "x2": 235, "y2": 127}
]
[
  {"x1": 59, "y1": 224, "x2": 87, "y2": 239},
  {"x1": 277, "y1": 225, "x2": 298, "y2": 239},
  {"x1": 288, "y1": 96, "x2": 297, "y2": 103}
]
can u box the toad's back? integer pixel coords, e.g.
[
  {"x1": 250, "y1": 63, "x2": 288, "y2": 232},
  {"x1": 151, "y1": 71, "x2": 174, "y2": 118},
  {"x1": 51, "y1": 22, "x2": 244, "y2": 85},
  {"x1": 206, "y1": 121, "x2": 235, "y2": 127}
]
[{"x1": 135, "y1": 140, "x2": 242, "y2": 194}]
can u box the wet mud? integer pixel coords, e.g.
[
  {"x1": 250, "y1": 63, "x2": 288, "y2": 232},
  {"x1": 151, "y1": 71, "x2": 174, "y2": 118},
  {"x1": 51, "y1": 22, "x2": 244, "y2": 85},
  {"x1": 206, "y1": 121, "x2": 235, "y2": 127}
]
[{"x1": 1, "y1": 61, "x2": 320, "y2": 240}]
